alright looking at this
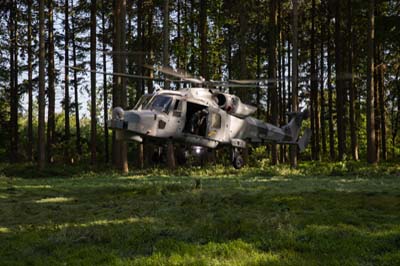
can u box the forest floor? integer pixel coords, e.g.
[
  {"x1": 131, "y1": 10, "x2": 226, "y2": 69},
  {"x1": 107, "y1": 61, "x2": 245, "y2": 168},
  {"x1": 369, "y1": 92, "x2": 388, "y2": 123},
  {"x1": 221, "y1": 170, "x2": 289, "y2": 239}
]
[{"x1": 1, "y1": 161, "x2": 400, "y2": 266}]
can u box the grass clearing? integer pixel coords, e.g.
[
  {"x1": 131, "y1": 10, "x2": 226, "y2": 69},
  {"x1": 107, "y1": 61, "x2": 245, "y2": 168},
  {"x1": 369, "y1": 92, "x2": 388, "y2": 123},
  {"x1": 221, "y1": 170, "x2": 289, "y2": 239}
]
[{"x1": 1, "y1": 162, "x2": 400, "y2": 265}]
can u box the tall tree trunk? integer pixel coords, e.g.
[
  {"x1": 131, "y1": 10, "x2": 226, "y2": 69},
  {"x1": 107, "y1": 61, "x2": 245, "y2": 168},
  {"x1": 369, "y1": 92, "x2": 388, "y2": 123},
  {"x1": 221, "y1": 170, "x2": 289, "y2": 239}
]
[
  {"x1": 177, "y1": 0, "x2": 181, "y2": 75},
  {"x1": 278, "y1": 1, "x2": 286, "y2": 163},
  {"x1": 136, "y1": 0, "x2": 144, "y2": 168},
  {"x1": 102, "y1": 0, "x2": 108, "y2": 163},
  {"x1": 227, "y1": 23, "x2": 232, "y2": 93},
  {"x1": 348, "y1": 0, "x2": 358, "y2": 160},
  {"x1": 393, "y1": 71, "x2": 400, "y2": 159},
  {"x1": 38, "y1": 0, "x2": 46, "y2": 170},
  {"x1": 377, "y1": 50, "x2": 387, "y2": 160},
  {"x1": 238, "y1": 0, "x2": 249, "y2": 102},
  {"x1": 27, "y1": 0, "x2": 33, "y2": 161},
  {"x1": 379, "y1": 65, "x2": 387, "y2": 160},
  {"x1": 111, "y1": 0, "x2": 116, "y2": 164},
  {"x1": 366, "y1": 0, "x2": 377, "y2": 164},
  {"x1": 256, "y1": 0, "x2": 261, "y2": 118},
  {"x1": 310, "y1": 0, "x2": 320, "y2": 160},
  {"x1": 327, "y1": 7, "x2": 335, "y2": 160},
  {"x1": 269, "y1": 0, "x2": 279, "y2": 165},
  {"x1": 9, "y1": 1, "x2": 18, "y2": 163},
  {"x1": 126, "y1": 8, "x2": 134, "y2": 106},
  {"x1": 290, "y1": 0, "x2": 299, "y2": 167},
  {"x1": 287, "y1": 41, "x2": 291, "y2": 112},
  {"x1": 320, "y1": 3, "x2": 327, "y2": 156},
  {"x1": 163, "y1": 0, "x2": 170, "y2": 89},
  {"x1": 136, "y1": 0, "x2": 144, "y2": 100},
  {"x1": 65, "y1": 0, "x2": 71, "y2": 161},
  {"x1": 47, "y1": 0, "x2": 55, "y2": 163},
  {"x1": 147, "y1": 1, "x2": 154, "y2": 93},
  {"x1": 90, "y1": 0, "x2": 97, "y2": 165},
  {"x1": 189, "y1": 0, "x2": 196, "y2": 74},
  {"x1": 162, "y1": 0, "x2": 175, "y2": 168},
  {"x1": 374, "y1": 57, "x2": 380, "y2": 161},
  {"x1": 144, "y1": 1, "x2": 155, "y2": 167},
  {"x1": 335, "y1": 0, "x2": 346, "y2": 160},
  {"x1": 71, "y1": 0, "x2": 82, "y2": 156},
  {"x1": 200, "y1": 0, "x2": 207, "y2": 79},
  {"x1": 167, "y1": 140, "x2": 176, "y2": 169},
  {"x1": 113, "y1": 0, "x2": 128, "y2": 173},
  {"x1": 183, "y1": 0, "x2": 189, "y2": 75}
]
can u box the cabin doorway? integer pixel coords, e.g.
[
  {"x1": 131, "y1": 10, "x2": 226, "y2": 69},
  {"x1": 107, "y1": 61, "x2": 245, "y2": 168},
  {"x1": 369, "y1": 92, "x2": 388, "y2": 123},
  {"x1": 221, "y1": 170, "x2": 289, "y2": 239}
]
[{"x1": 183, "y1": 102, "x2": 208, "y2": 137}]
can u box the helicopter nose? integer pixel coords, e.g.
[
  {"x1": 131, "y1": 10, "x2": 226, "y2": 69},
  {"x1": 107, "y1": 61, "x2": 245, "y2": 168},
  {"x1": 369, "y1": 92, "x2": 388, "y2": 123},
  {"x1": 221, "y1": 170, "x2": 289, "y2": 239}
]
[
  {"x1": 124, "y1": 111, "x2": 141, "y2": 123},
  {"x1": 126, "y1": 110, "x2": 161, "y2": 136}
]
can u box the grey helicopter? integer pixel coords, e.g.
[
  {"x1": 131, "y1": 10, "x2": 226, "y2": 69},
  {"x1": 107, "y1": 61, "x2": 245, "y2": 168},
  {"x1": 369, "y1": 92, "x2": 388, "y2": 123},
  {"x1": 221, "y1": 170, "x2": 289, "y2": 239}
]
[{"x1": 102, "y1": 65, "x2": 312, "y2": 169}]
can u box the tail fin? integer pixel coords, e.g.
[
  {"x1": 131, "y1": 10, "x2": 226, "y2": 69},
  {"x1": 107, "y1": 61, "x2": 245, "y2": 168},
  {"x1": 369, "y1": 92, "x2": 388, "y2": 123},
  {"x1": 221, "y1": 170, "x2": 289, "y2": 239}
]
[{"x1": 282, "y1": 109, "x2": 310, "y2": 141}]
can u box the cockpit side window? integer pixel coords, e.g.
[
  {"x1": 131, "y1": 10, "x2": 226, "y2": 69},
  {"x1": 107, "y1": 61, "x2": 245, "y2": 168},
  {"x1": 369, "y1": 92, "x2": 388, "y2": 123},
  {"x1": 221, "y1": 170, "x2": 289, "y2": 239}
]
[
  {"x1": 134, "y1": 95, "x2": 152, "y2": 110},
  {"x1": 172, "y1": 99, "x2": 183, "y2": 117}
]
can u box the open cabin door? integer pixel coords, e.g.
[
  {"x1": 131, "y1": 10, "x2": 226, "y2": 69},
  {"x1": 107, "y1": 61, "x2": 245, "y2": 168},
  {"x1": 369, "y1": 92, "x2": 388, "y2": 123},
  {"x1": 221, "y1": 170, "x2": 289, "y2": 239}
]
[{"x1": 207, "y1": 108, "x2": 225, "y2": 142}]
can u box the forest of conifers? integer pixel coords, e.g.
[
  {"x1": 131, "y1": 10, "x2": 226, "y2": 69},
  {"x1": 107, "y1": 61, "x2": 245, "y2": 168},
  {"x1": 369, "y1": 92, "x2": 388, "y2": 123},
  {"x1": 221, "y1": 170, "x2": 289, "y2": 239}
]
[{"x1": 0, "y1": 0, "x2": 399, "y2": 170}]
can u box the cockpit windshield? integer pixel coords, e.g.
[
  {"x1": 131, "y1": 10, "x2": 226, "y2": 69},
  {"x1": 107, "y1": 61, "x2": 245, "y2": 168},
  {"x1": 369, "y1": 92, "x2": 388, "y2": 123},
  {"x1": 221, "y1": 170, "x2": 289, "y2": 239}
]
[
  {"x1": 134, "y1": 94, "x2": 173, "y2": 113},
  {"x1": 148, "y1": 95, "x2": 173, "y2": 113},
  {"x1": 143, "y1": 95, "x2": 173, "y2": 113},
  {"x1": 134, "y1": 95, "x2": 152, "y2": 110}
]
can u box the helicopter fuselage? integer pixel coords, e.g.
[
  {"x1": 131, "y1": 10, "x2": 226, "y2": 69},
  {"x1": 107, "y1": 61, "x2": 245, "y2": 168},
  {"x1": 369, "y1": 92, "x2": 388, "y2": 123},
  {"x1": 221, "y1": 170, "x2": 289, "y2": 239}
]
[{"x1": 107, "y1": 88, "x2": 300, "y2": 150}]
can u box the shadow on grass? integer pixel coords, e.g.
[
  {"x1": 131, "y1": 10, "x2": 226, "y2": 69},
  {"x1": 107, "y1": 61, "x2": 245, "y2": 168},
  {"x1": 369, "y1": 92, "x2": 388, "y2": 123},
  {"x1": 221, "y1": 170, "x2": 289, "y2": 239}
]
[
  {"x1": 1, "y1": 163, "x2": 400, "y2": 265},
  {"x1": 1, "y1": 173, "x2": 400, "y2": 265},
  {"x1": 0, "y1": 163, "x2": 118, "y2": 179}
]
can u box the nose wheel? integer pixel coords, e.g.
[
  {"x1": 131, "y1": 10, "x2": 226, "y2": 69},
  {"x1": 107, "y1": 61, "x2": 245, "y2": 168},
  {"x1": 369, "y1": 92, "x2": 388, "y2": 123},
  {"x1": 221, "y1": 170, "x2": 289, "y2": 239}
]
[{"x1": 232, "y1": 148, "x2": 244, "y2": 169}]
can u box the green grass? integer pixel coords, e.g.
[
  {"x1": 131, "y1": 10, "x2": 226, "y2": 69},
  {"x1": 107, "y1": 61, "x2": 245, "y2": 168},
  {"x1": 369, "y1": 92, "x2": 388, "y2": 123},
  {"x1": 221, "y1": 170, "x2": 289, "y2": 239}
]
[{"x1": 1, "y1": 162, "x2": 400, "y2": 265}]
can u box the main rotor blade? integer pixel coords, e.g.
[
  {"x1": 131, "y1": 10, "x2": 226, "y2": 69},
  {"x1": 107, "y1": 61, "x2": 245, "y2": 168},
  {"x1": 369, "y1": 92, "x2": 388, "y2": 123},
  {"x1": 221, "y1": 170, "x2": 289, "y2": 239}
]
[
  {"x1": 67, "y1": 66, "x2": 166, "y2": 81},
  {"x1": 229, "y1": 79, "x2": 278, "y2": 84},
  {"x1": 97, "y1": 50, "x2": 149, "y2": 56},
  {"x1": 215, "y1": 82, "x2": 268, "y2": 88},
  {"x1": 143, "y1": 64, "x2": 205, "y2": 84},
  {"x1": 66, "y1": 65, "x2": 201, "y2": 84}
]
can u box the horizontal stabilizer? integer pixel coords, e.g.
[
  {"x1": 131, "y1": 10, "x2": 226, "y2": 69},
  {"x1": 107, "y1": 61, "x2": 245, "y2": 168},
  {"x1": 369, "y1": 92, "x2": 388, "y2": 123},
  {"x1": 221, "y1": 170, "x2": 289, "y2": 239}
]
[{"x1": 298, "y1": 128, "x2": 312, "y2": 152}]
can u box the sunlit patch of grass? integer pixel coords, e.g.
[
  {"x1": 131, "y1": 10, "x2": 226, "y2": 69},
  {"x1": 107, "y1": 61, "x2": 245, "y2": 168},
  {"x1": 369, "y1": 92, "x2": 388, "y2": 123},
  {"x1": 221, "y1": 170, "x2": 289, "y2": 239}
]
[
  {"x1": 128, "y1": 239, "x2": 280, "y2": 266},
  {"x1": 118, "y1": 174, "x2": 147, "y2": 180},
  {"x1": 35, "y1": 197, "x2": 74, "y2": 203},
  {"x1": 334, "y1": 178, "x2": 368, "y2": 183},
  {"x1": 1, "y1": 162, "x2": 400, "y2": 265},
  {"x1": 0, "y1": 227, "x2": 10, "y2": 233},
  {"x1": 15, "y1": 184, "x2": 52, "y2": 189},
  {"x1": 48, "y1": 216, "x2": 156, "y2": 230},
  {"x1": 268, "y1": 176, "x2": 292, "y2": 182}
]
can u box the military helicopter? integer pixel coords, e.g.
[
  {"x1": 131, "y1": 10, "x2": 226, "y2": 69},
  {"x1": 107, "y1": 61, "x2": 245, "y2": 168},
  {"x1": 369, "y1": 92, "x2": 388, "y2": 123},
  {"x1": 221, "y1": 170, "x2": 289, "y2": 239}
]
[{"x1": 103, "y1": 64, "x2": 311, "y2": 169}]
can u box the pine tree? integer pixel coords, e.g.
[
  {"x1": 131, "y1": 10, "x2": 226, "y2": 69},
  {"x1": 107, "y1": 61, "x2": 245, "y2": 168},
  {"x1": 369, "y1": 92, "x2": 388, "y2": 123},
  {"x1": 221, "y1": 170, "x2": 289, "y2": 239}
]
[
  {"x1": 90, "y1": 0, "x2": 97, "y2": 165},
  {"x1": 113, "y1": 0, "x2": 128, "y2": 173},
  {"x1": 64, "y1": 0, "x2": 71, "y2": 161},
  {"x1": 38, "y1": 0, "x2": 46, "y2": 169},
  {"x1": 47, "y1": 0, "x2": 55, "y2": 163},
  {"x1": 290, "y1": 0, "x2": 299, "y2": 168},
  {"x1": 367, "y1": 0, "x2": 377, "y2": 164}
]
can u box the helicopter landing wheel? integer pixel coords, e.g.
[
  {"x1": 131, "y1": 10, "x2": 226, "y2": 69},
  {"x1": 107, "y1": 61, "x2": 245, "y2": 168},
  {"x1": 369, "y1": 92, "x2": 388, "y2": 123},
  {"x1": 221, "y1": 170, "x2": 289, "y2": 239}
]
[{"x1": 232, "y1": 148, "x2": 244, "y2": 169}]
